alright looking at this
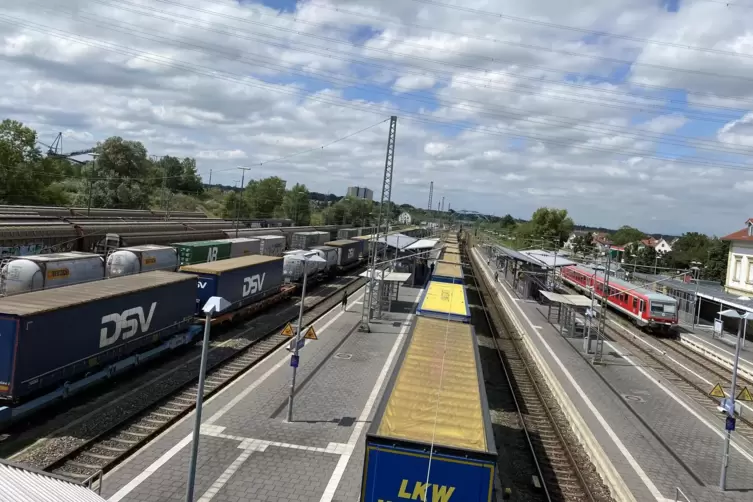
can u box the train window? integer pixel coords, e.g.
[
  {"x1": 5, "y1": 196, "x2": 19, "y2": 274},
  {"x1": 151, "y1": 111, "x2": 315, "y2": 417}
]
[
  {"x1": 639, "y1": 300, "x2": 644, "y2": 312},
  {"x1": 632, "y1": 297, "x2": 637, "y2": 309}
]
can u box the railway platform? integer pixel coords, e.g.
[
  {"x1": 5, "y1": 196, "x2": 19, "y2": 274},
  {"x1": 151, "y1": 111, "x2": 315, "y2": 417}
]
[
  {"x1": 679, "y1": 327, "x2": 753, "y2": 380},
  {"x1": 100, "y1": 283, "x2": 423, "y2": 502},
  {"x1": 473, "y1": 246, "x2": 753, "y2": 502}
]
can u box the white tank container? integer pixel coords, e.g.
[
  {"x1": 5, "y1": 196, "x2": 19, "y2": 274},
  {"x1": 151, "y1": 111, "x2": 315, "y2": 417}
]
[
  {"x1": 106, "y1": 245, "x2": 179, "y2": 278},
  {"x1": 1, "y1": 252, "x2": 105, "y2": 295},
  {"x1": 283, "y1": 251, "x2": 324, "y2": 282},
  {"x1": 311, "y1": 246, "x2": 338, "y2": 272},
  {"x1": 256, "y1": 235, "x2": 286, "y2": 256}
]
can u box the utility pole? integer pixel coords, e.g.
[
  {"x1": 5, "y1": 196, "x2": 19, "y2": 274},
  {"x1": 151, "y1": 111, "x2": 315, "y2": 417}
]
[
  {"x1": 87, "y1": 154, "x2": 98, "y2": 217},
  {"x1": 208, "y1": 169, "x2": 212, "y2": 185},
  {"x1": 361, "y1": 116, "x2": 397, "y2": 332},
  {"x1": 427, "y1": 181, "x2": 433, "y2": 236},
  {"x1": 235, "y1": 167, "x2": 251, "y2": 238},
  {"x1": 594, "y1": 246, "x2": 612, "y2": 364}
]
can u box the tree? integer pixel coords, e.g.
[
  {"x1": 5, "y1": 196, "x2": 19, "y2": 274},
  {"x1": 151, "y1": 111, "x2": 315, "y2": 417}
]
[
  {"x1": 611, "y1": 226, "x2": 645, "y2": 246},
  {"x1": 0, "y1": 120, "x2": 70, "y2": 205},
  {"x1": 705, "y1": 238, "x2": 730, "y2": 283},
  {"x1": 245, "y1": 176, "x2": 286, "y2": 218},
  {"x1": 515, "y1": 207, "x2": 574, "y2": 249},
  {"x1": 283, "y1": 183, "x2": 311, "y2": 226},
  {"x1": 88, "y1": 136, "x2": 153, "y2": 209},
  {"x1": 572, "y1": 233, "x2": 595, "y2": 258}
]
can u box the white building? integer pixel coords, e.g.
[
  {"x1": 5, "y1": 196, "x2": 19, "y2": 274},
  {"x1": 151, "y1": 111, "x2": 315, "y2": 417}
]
[
  {"x1": 397, "y1": 211, "x2": 412, "y2": 225},
  {"x1": 722, "y1": 219, "x2": 753, "y2": 296},
  {"x1": 655, "y1": 238, "x2": 673, "y2": 254}
]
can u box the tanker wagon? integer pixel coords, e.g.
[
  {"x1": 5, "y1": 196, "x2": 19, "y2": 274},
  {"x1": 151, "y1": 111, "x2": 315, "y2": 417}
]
[
  {"x1": 0, "y1": 252, "x2": 105, "y2": 296},
  {"x1": 106, "y1": 245, "x2": 179, "y2": 277},
  {"x1": 0, "y1": 271, "x2": 198, "y2": 403}
]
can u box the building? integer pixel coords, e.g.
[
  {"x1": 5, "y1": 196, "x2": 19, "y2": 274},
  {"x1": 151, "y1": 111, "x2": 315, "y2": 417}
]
[
  {"x1": 397, "y1": 211, "x2": 412, "y2": 225},
  {"x1": 346, "y1": 186, "x2": 374, "y2": 200},
  {"x1": 721, "y1": 219, "x2": 753, "y2": 296},
  {"x1": 655, "y1": 238, "x2": 673, "y2": 254},
  {"x1": 564, "y1": 230, "x2": 589, "y2": 250}
]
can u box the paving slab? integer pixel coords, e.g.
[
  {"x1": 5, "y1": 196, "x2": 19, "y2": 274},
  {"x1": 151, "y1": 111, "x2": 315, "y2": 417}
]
[
  {"x1": 102, "y1": 284, "x2": 422, "y2": 502},
  {"x1": 474, "y1": 246, "x2": 753, "y2": 502}
]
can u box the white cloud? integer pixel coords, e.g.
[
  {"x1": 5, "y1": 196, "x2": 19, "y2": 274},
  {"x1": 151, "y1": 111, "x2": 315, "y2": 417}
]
[{"x1": 0, "y1": 0, "x2": 750, "y2": 234}]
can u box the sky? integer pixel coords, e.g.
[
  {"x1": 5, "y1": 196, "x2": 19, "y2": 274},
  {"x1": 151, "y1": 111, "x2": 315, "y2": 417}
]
[{"x1": 2, "y1": 0, "x2": 753, "y2": 236}]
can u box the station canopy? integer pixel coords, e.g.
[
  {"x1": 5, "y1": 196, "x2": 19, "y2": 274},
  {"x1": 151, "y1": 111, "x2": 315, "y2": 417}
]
[
  {"x1": 519, "y1": 249, "x2": 577, "y2": 268},
  {"x1": 0, "y1": 459, "x2": 106, "y2": 502},
  {"x1": 539, "y1": 291, "x2": 592, "y2": 307},
  {"x1": 404, "y1": 238, "x2": 440, "y2": 250},
  {"x1": 359, "y1": 269, "x2": 412, "y2": 282},
  {"x1": 376, "y1": 233, "x2": 418, "y2": 250}
]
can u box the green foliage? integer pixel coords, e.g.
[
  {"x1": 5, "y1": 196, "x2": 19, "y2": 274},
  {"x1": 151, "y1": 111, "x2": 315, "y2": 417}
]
[
  {"x1": 611, "y1": 226, "x2": 646, "y2": 246},
  {"x1": 155, "y1": 156, "x2": 204, "y2": 195},
  {"x1": 515, "y1": 207, "x2": 574, "y2": 249},
  {"x1": 319, "y1": 196, "x2": 374, "y2": 226},
  {"x1": 282, "y1": 183, "x2": 311, "y2": 225},
  {"x1": 572, "y1": 232, "x2": 595, "y2": 258}
]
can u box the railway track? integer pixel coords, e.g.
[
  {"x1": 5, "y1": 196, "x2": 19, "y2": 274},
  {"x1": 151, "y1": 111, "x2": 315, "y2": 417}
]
[
  {"x1": 11, "y1": 272, "x2": 367, "y2": 487},
  {"x1": 465, "y1": 244, "x2": 605, "y2": 502}
]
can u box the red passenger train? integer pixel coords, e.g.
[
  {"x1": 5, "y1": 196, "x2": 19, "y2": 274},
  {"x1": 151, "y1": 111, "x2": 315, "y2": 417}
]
[{"x1": 561, "y1": 264, "x2": 679, "y2": 336}]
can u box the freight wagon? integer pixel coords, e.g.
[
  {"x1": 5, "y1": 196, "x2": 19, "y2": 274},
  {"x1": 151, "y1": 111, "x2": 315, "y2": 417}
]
[
  {"x1": 0, "y1": 271, "x2": 199, "y2": 404},
  {"x1": 0, "y1": 252, "x2": 105, "y2": 296},
  {"x1": 173, "y1": 237, "x2": 262, "y2": 266},
  {"x1": 283, "y1": 251, "x2": 326, "y2": 283},
  {"x1": 336, "y1": 228, "x2": 359, "y2": 240},
  {"x1": 256, "y1": 235, "x2": 286, "y2": 256},
  {"x1": 180, "y1": 255, "x2": 289, "y2": 324},
  {"x1": 291, "y1": 231, "x2": 330, "y2": 250},
  {"x1": 325, "y1": 240, "x2": 361, "y2": 268},
  {"x1": 106, "y1": 245, "x2": 179, "y2": 277},
  {"x1": 362, "y1": 316, "x2": 496, "y2": 502},
  {"x1": 310, "y1": 245, "x2": 338, "y2": 274}
]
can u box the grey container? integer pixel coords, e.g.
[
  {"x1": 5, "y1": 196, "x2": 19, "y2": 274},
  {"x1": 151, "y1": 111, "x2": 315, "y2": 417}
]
[
  {"x1": 325, "y1": 240, "x2": 361, "y2": 267},
  {"x1": 180, "y1": 255, "x2": 284, "y2": 315},
  {"x1": 291, "y1": 231, "x2": 330, "y2": 250},
  {"x1": 218, "y1": 237, "x2": 262, "y2": 257},
  {"x1": 106, "y1": 245, "x2": 179, "y2": 277},
  {"x1": 337, "y1": 228, "x2": 360, "y2": 239},
  {"x1": 0, "y1": 271, "x2": 197, "y2": 401},
  {"x1": 255, "y1": 235, "x2": 286, "y2": 256},
  {"x1": 311, "y1": 245, "x2": 338, "y2": 272}
]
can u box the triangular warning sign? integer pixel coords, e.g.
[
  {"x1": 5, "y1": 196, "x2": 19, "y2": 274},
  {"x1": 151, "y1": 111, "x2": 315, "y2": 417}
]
[
  {"x1": 709, "y1": 383, "x2": 726, "y2": 399},
  {"x1": 281, "y1": 323, "x2": 294, "y2": 337},
  {"x1": 737, "y1": 386, "x2": 753, "y2": 402},
  {"x1": 304, "y1": 325, "x2": 318, "y2": 340}
]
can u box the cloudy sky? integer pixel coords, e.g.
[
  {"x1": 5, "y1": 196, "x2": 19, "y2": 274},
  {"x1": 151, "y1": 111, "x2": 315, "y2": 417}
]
[{"x1": 2, "y1": 0, "x2": 753, "y2": 235}]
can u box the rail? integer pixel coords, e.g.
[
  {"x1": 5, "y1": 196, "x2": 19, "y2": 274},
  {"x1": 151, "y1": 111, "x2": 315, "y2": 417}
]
[{"x1": 466, "y1": 241, "x2": 596, "y2": 501}]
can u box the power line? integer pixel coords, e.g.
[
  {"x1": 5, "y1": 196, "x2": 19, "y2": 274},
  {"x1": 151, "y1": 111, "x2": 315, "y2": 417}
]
[
  {"x1": 5, "y1": 15, "x2": 753, "y2": 173},
  {"x1": 13, "y1": 6, "x2": 753, "y2": 158},
  {"x1": 67, "y1": 0, "x2": 753, "y2": 115}
]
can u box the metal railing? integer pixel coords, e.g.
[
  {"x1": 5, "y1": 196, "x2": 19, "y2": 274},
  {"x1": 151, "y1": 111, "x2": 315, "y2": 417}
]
[
  {"x1": 674, "y1": 486, "x2": 692, "y2": 502},
  {"x1": 83, "y1": 470, "x2": 103, "y2": 495}
]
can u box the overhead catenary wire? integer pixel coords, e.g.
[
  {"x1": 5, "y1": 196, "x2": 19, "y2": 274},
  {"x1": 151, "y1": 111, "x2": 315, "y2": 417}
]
[
  {"x1": 132, "y1": 0, "x2": 753, "y2": 84},
  {"x1": 5, "y1": 16, "x2": 753, "y2": 175},
  {"x1": 28, "y1": 2, "x2": 753, "y2": 158},
  {"x1": 78, "y1": 0, "x2": 753, "y2": 110}
]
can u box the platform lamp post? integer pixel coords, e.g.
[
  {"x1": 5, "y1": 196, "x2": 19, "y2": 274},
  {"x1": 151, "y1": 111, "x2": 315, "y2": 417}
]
[
  {"x1": 286, "y1": 253, "x2": 326, "y2": 423},
  {"x1": 718, "y1": 308, "x2": 749, "y2": 491},
  {"x1": 186, "y1": 295, "x2": 230, "y2": 502}
]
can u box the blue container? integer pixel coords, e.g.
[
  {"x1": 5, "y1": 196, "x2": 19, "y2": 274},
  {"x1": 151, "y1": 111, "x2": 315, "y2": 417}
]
[
  {"x1": 0, "y1": 271, "x2": 197, "y2": 401},
  {"x1": 180, "y1": 255, "x2": 284, "y2": 315}
]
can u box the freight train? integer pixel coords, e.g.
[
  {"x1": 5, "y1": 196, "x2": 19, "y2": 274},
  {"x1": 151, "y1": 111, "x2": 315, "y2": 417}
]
[
  {"x1": 0, "y1": 240, "x2": 370, "y2": 425},
  {"x1": 561, "y1": 264, "x2": 679, "y2": 336},
  {"x1": 363, "y1": 240, "x2": 498, "y2": 502}
]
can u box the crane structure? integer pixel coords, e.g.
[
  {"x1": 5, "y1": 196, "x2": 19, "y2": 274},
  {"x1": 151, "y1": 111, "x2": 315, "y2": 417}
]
[{"x1": 44, "y1": 132, "x2": 96, "y2": 165}]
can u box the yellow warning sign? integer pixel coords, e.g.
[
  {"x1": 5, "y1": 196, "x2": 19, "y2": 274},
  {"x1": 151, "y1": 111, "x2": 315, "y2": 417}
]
[
  {"x1": 737, "y1": 386, "x2": 753, "y2": 402},
  {"x1": 303, "y1": 325, "x2": 318, "y2": 340},
  {"x1": 709, "y1": 383, "x2": 726, "y2": 399},
  {"x1": 281, "y1": 323, "x2": 294, "y2": 337}
]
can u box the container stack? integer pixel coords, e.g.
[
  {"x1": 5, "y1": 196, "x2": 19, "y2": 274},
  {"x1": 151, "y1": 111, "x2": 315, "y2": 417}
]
[
  {"x1": 291, "y1": 231, "x2": 330, "y2": 250},
  {"x1": 337, "y1": 228, "x2": 359, "y2": 239},
  {"x1": 325, "y1": 239, "x2": 362, "y2": 267}
]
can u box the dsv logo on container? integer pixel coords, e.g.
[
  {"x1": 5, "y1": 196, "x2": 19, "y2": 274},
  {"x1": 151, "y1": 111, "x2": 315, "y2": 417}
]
[
  {"x1": 99, "y1": 303, "x2": 157, "y2": 348},
  {"x1": 243, "y1": 273, "x2": 265, "y2": 297}
]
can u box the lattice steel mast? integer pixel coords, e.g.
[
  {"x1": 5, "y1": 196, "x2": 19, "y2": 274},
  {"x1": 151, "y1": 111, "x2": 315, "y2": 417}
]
[{"x1": 360, "y1": 116, "x2": 398, "y2": 332}]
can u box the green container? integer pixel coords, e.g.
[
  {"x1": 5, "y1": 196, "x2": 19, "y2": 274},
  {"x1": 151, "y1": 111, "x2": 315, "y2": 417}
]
[{"x1": 172, "y1": 240, "x2": 232, "y2": 266}]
